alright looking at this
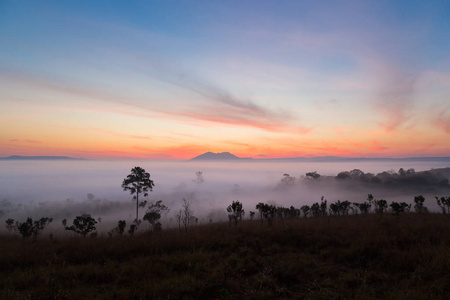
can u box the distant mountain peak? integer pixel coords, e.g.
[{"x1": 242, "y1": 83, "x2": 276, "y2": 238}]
[{"x1": 191, "y1": 152, "x2": 241, "y2": 160}]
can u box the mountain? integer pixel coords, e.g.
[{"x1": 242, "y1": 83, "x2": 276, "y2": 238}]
[
  {"x1": 191, "y1": 152, "x2": 243, "y2": 161},
  {"x1": 0, "y1": 155, "x2": 83, "y2": 160}
]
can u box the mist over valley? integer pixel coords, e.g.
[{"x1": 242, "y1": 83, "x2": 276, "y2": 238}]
[{"x1": 1, "y1": 158, "x2": 449, "y2": 234}]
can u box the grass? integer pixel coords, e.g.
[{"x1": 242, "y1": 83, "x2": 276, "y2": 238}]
[{"x1": 2, "y1": 213, "x2": 450, "y2": 299}]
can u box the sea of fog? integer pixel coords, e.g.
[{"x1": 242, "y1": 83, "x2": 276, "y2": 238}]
[{"x1": 1, "y1": 159, "x2": 449, "y2": 231}]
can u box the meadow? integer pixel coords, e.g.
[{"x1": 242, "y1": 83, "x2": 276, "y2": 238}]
[{"x1": 2, "y1": 212, "x2": 450, "y2": 299}]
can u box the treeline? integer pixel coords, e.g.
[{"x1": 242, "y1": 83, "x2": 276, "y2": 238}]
[
  {"x1": 279, "y1": 167, "x2": 450, "y2": 188},
  {"x1": 243, "y1": 194, "x2": 450, "y2": 226},
  {"x1": 4, "y1": 194, "x2": 450, "y2": 238}
]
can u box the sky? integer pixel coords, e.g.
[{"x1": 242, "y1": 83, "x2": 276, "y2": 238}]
[{"x1": 0, "y1": 0, "x2": 449, "y2": 159}]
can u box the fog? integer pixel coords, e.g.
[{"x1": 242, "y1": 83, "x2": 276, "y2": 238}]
[{"x1": 1, "y1": 159, "x2": 449, "y2": 232}]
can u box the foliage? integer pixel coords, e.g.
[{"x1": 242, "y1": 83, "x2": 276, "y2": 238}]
[
  {"x1": 227, "y1": 200, "x2": 245, "y2": 227},
  {"x1": 15, "y1": 217, "x2": 53, "y2": 239},
  {"x1": 436, "y1": 196, "x2": 450, "y2": 214},
  {"x1": 373, "y1": 199, "x2": 388, "y2": 214},
  {"x1": 255, "y1": 202, "x2": 276, "y2": 225},
  {"x1": 305, "y1": 171, "x2": 321, "y2": 179},
  {"x1": 300, "y1": 205, "x2": 310, "y2": 218},
  {"x1": 329, "y1": 200, "x2": 351, "y2": 216},
  {"x1": 389, "y1": 201, "x2": 411, "y2": 216},
  {"x1": 143, "y1": 200, "x2": 169, "y2": 231},
  {"x1": 108, "y1": 220, "x2": 127, "y2": 237},
  {"x1": 367, "y1": 194, "x2": 388, "y2": 214},
  {"x1": 331, "y1": 167, "x2": 449, "y2": 188},
  {"x1": 128, "y1": 224, "x2": 137, "y2": 236},
  {"x1": 280, "y1": 173, "x2": 296, "y2": 186},
  {"x1": 413, "y1": 195, "x2": 427, "y2": 213},
  {"x1": 122, "y1": 166, "x2": 155, "y2": 221},
  {"x1": 5, "y1": 218, "x2": 15, "y2": 234},
  {"x1": 356, "y1": 201, "x2": 371, "y2": 214},
  {"x1": 65, "y1": 214, "x2": 97, "y2": 236}
]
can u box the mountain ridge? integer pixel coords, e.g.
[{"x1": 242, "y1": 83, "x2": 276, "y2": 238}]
[{"x1": 191, "y1": 152, "x2": 246, "y2": 161}]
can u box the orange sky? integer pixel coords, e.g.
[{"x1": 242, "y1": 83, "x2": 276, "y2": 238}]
[{"x1": 1, "y1": 1, "x2": 449, "y2": 159}]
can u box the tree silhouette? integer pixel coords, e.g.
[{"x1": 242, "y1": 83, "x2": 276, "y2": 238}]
[
  {"x1": 389, "y1": 201, "x2": 410, "y2": 216},
  {"x1": 436, "y1": 196, "x2": 450, "y2": 214},
  {"x1": 227, "y1": 200, "x2": 245, "y2": 227},
  {"x1": 143, "y1": 200, "x2": 169, "y2": 231},
  {"x1": 16, "y1": 217, "x2": 53, "y2": 239},
  {"x1": 122, "y1": 166, "x2": 155, "y2": 221},
  {"x1": 177, "y1": 198, "x2": 193, "y2": 232},
  {"x1": 66, "y1": 214, "x2": 97, "y2": 237},
  {"x1": 193, "y1": 171, "x2": 204, "y2": 184},
  {"x1": 414, "y1": 195, "x2": 427, "y2": 213},
  {"x1": 5, "y1": 218, "x2": 15, "y2": 234}
]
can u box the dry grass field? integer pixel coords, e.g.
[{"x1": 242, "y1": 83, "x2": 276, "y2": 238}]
[{"x1": 1, "y1": 213, "x2": 450, "y2": 299}]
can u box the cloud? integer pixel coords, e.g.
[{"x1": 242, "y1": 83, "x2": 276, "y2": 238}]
[
  {"x1": 8, "y1": 139, "x2": 43, "y2": 144},
  {"x1": 433, "y1": 107, "x2": 450, "y2": 134},
  {"x1": 367, "y1": 62, "x2": 417, "y2": 131},
  {"x1": 134, "y1": 61, "x2": 312, "y2": 133},
  {"x1": 1, "y1": 68, "x2": 310, "y2": 134}
]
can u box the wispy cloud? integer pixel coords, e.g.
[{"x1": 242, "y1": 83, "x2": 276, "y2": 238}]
[
  {"x1": 135, "y1": 61, "x2": 312, "y2": 133},
  {"x1": 1, "y1": 68, "x2": 310, "y2": 133},
  {"x1": 374, "y1": 73, "x2": 416, "y2": 131},
  {"x1": 433, "y1": 107, "x2": 450, "y2": 134},
  {"x1": 8, "y1": 139, "x2": 43, "y2": 144}
]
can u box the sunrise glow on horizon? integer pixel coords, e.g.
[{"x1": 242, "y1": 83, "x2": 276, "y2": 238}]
[{"x1": 1, "y1": 1, "x2": 449, "y2": 160}]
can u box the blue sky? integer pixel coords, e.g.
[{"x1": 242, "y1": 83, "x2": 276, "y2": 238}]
[{"x1": 1, "y1": 0, "x2": 449, "y2": 159}]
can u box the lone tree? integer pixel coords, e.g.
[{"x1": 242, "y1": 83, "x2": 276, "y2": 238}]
[
  {"x1": 193, "y1": 171, "x2": 205, "y2": 184},
  {"x1": 227, "y1": 200, "x2": 245, "y2": 227},
  {"x1": 177, "y1": 198, "x2": 193, "y2": 232},
  {"x1": 122, "y1": 166, "x2": 155, "y2": 221}
]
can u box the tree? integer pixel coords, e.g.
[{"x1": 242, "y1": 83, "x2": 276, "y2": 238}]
[
  {"x1": 320, "y1": 196, "x2": 328, "y2": 216},
  {"x1": 108, "y1": 220, "x2": 127, "y2": 237},
  {"x1": 117, "y1": 220, "x2": 126, "y2": 234},
  {"x1": 306, "y1": 171, "x2": 321, "y2": 179},
  {"x1": 390, "y1": 202, "x2": 410, "y2": 216},
  {"x1": 65, "y1": 214, "x2": 97, "y2": 236},
  {"x1": 227, "y1": 200, "x2": 245, "y2": 227},
  {"x1": 255, "y1": 203, "x2": 276, "y2": 225},
  {"x1": 300, "y1": 205, "x2": 310, "y2": 218},
  {"x1": 143, "y1": 200, "x2": 169, "y2": 231},
  {"x1": 414, "y1": 195, "x2": 427, "y2": 213},
  {"x1": 16, "y1": 217, "x2": 53, "y2": 239},
  {"x1": 311, "y1": 203, "x2": 321, "y2": 217},
  {"x1": 373, "y1": 199, "x2": 388, "y2": 214},
  {"x1": 256, "y1": 202, "x2": 265, "y2": 223},
  {"x1": 177, "y1": 198, "x2": 193, "y2": 232},
  {"x1": 122, "y1": 166, "x2": 155, "y2": 221},
  {"x1": 5, "y1": 218, "x2": 15, "y2": 234},
  {"x1": 373, "y1": 197, "x2": 388, "y2": 214},
  {"x1": 249, "y1": 211, "x2": 255, "y2": 220},
  {"x1": 357, "y1": 202, "x2": 371, "y2": 214},
  {"x1": 280, "y1": 173, "x2": 296, "y2": 186},
  {"x1": 193, "y1": 171, "x2": 204, "y2": 184},
  {"x1": 436, "y1": 196, "x2": 450, "y2": 214},
  {"x1": 128, "y1": 224, "x2": 137, "y2": 236}
]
